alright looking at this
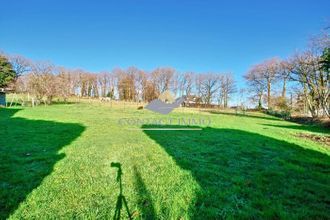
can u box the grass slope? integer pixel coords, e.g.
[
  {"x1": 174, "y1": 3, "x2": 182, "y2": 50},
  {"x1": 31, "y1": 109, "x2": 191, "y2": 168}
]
[{"x1": 0, "y1": 103, "x2": 329, "y2": 219}]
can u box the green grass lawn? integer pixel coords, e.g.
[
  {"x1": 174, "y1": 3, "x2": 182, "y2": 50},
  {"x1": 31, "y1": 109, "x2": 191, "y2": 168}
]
[{"x1": 1, "y1": 103, "x2": 329, "y2": 219}]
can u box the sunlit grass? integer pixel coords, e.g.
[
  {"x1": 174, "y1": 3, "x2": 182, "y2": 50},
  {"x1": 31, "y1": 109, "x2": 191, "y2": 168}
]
[{"x1": 1, "y1": 102, "x2": 329, "y2": 219}]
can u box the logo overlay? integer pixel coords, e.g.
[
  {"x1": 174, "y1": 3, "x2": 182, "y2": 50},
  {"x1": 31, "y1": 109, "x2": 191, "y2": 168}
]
[
  {"x1": 145, "y1": 97, "x2": 185, "y2": 114},
  {"x1": 118, "y1": 91, "x2": 211, "y2": 130},
  {"x1": 145, "y1": 90, "x2": 185, "y2": 115}
]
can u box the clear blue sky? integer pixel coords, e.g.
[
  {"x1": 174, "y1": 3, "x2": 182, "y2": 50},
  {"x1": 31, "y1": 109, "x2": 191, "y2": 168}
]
[{"x1": 1, "y1": 0, "x2": 329, "y2": 85}]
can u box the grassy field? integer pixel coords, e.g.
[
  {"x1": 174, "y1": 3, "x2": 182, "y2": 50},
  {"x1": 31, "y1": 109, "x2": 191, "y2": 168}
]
[{"x1": 0, "y1": 102, "x2": 329, "y2": 219}]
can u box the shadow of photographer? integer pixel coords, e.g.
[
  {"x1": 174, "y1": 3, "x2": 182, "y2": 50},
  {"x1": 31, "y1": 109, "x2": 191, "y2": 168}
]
[{"x1": 111, "y1": 162, "x2": 132, "y2": 220}]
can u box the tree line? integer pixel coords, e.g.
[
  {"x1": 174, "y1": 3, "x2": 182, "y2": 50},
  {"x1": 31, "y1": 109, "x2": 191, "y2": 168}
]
[
  {"x1": 0, "y1": 53, "x2": 236, "y2": 107},
  {"x1": 0, "y1": 31, "x2": 328, "y2": 118},
  {"x1": 244, "y1": 32, "x2": 329, "y2": 118}
]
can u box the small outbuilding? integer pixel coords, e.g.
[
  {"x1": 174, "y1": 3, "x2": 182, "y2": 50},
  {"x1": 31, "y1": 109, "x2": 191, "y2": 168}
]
[{"x1": 0, "y1": 88, "x2": 6, "y2": 107}]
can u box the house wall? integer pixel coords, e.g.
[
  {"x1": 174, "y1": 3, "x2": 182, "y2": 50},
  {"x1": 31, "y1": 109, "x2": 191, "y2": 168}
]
[{"x1": 0, "y1": 92, "x2": 6, "y2": 106}]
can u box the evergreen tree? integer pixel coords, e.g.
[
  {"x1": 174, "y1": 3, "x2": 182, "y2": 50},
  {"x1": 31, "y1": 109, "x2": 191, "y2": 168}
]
[{"x1": 0, "y1": 55, "x2": 16, "y2": 88}]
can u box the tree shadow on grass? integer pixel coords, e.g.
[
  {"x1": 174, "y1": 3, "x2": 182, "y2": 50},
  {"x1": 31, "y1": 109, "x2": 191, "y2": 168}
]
[
  {"x1": 133, "y1": 166, "x2": 156, "y2": 220},
  {"x1": 261, "y1": 123, "x2": 330, "y2": 135},
  {"x1": 0, "y1": 108, "x2": 85, "y2": 219},
  {"x1": 142, "y1": 125, "x2": 330, "y2": 219},
  {"x1": 206, "y1": 110, "x2": 281, "y2": 121}
]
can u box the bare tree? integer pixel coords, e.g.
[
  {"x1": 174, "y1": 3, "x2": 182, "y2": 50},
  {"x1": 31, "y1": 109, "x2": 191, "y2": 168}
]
[
  {"x1": 279, "y1": 59, "x2": 293, "y2": 99},
  {"x1": 289, "y1": 50, "x2": 329, "y2": 117},
  {"x1": 194, "y1": 74, "x2": 204, "y2": 105},
  {"x1": 98, "y1": 71, "x2": 109, "y2": 97},
  {"x1": 246, "y1": 58, "x2": 280, "y2": 109},
  {"x1": 220, "y1": 73, "x2": 236, "y2": 108},
  {"x1": 28, "y1": 61, "x2": 56, "y2": 104},
  {"x1": 56, "y1": 67, "x2": 72, "y2": 101},
  {"x1": 151, "y1": 67, "x2": 175, "y2": 93},
  {"x1": 107, "y1": 71, "x2": 117, "y2": 99},
  {"x1": 134, "y1": 69, "x2": 147, "y2": 102},
  {"x1": 245, "y1": 64, "x2": 266, "y2": 109},
  {"x1": 200, "y1": 73, "x2": 219, "y2": 105},
  {"x1": 9, "y1": 54, "x2": 32, "y2": 77},
  {"x1": 180, "y1": 72, "x2": 194, "y2": 97},
  {"x1": 262, "y1": 58, "x2": 280, "y2": 108},
  {"x1": 144, "y1": 80, "x2": 158, "y2": 102},
  {"x1": 115, "y1": 68, "x2": 135, "y2": 101}
]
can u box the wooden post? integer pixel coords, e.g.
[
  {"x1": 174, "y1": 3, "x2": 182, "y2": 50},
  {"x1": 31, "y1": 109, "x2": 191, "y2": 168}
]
[{"x1": 9, "y1": 93, "x2": 16, "y2": 107}]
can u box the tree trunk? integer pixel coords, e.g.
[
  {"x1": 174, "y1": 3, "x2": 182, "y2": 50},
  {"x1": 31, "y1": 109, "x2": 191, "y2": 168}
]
[
  {"x1": 282, "y1": 78, "x2": 286, "y2": 98},
  {"x1": 224, "y1": 94, "x2": 228, "y2": 108},
  {"x1": 267, "y1": 80, "x2": 271, "y2": 109},
  {"x1": 258, "y1": 93, "x2": 262, "y2": 110}
]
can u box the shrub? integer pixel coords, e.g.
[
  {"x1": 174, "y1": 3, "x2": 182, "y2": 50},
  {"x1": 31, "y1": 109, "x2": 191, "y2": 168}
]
[{"x1": 266, "y1": 109, "x2": 291, "y2": 120}]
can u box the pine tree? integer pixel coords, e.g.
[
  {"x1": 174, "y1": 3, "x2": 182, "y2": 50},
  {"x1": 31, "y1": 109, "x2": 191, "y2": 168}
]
[{"x1": 0, "y1": 55, "x2": 16, "y2": 88}]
